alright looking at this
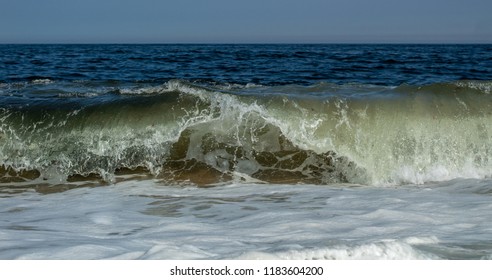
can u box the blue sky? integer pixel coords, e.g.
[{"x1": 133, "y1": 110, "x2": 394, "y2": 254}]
[{"x1": 1, "y1": 0, "x2": 491, "y2": 43}]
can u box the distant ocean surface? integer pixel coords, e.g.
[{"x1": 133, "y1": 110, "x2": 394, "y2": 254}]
[{"x1": 1, "y1": 44, "x2": 492, "y2": 259}]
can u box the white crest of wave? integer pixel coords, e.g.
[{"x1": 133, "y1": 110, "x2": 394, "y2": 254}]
[
  {"x1": 113, "y1": 80, "x2": 492, "y2": 185},
  {"x1": 454, "y1": 80, "x2": 492, "y2": 94},
  {"x1": 239, "y1": 240, "x2": 438, "y2": 260},
  {"x1": 31, "y1": 79, "x2": 54, "y2": 85},
  {"x1": 118, "y1": 80, "x2": 217, "y2": 96},
  {"x1": 392, "y1": 162, "x2": 489, "y2": 185}
]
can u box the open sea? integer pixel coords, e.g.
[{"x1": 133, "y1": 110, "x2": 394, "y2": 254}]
[{"x1": 1, "y1": 44, "x2": 492, "y2": 259}]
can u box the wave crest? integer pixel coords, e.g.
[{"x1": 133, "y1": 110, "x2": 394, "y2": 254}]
[{"x1": 1, "y1": 80, "x2": 491, "y2": 186}]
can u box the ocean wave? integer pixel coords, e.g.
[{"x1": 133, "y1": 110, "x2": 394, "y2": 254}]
[
  {"x1": 454, "y1": 80, "x2": 492, "y2": 94},
  {"x1": 1, "y1": 80, "x2": 491, "y2": 186},
  {"x1": 239, "y1": 240, "x2": 437, "y2": 260},
  {"x1": 31, "y1": 79, "x2": 54, "y2": 85}
]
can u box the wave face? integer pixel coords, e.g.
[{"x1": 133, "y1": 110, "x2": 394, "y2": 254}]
[{"x1": 1, "y1": 80, "x2": 491, "y2": 185}]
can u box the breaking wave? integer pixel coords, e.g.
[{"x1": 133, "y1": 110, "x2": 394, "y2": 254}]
[{"x1": 1, "y1": 80, "x2": 491, "y2": 186}]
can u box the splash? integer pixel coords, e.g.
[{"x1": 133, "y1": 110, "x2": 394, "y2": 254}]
[{"x1": 1, "y1": 80, "x2": 491, "y2": 186}]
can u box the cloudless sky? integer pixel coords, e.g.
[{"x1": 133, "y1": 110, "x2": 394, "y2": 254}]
[{"x1": 1, "y1": 0, "x2": 491, "y2": 43}]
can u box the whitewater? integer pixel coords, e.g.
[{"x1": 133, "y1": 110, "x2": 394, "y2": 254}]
[
  {"x1": 1, "y1": 44, "x2": 491, "y2": 259},
  {"x1": 0, "y1": 180, "x2": 490, "y2": 260}
]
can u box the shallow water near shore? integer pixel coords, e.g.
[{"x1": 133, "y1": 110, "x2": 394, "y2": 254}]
[{"x1": 1, "y1": 179, "x2": 492, "y2": 260}]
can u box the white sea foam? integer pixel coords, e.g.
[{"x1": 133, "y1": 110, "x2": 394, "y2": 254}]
[
  {"x1": 57, "y1": 92, "x2": 100, "y2": 98},
  {"x1": 1, "y1": 180, "x2": 492, "y2": 259},
  {"x1": 454, "y1": 80, "x2": 492, "y2": 94},
  {"x1": 31, "y1": 79, "x2": 54, "y2": 85},
  {"x1": 118, "y1": 86, "x2": 167, "y2": 95},
  {"x1": 118, "y1": 80, "x2": 210, "y2": 96},
  {"x1": 390, "y1": 160, "x2": 491, "y2": 185},
  {"x1": 239, "y1": 241, "x2": 435, "y2": 260}
]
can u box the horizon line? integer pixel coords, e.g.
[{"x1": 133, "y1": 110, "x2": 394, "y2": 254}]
[{"x1": 2, "y1": 41, "x2": 492, "y2": 45}]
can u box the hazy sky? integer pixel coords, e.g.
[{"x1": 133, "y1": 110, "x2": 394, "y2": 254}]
[{"x1": 1, "y1": 0, "x2": 491, "y2": 43}]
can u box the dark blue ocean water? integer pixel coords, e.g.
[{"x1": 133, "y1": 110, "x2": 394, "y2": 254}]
[{"x1": 1, "y1": 44, "x2": 492, "y2": 86}]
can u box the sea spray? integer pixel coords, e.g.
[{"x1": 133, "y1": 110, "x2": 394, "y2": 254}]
[{"x1": 1, "y1": 80, "x2": 491, "y2": 186}]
